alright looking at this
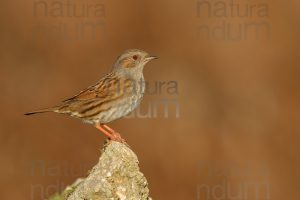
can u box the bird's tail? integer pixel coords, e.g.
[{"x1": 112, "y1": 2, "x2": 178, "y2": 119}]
[{"x1": 24, "y1": 107, "x2": 58, "y2": 115}]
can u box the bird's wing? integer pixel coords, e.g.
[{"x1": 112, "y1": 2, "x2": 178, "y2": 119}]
[
  {"x1": 56, "y1": 72, "x2": 135, "y2": 117},
  {"x1": 62, "y1": 72, "x2": 120, "y2": 102}
]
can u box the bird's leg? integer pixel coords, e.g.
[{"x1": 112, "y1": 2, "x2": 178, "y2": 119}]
[
  {"x1": 103, "y1": 124, "x2": 125, "y2": 143},
  {"x1": 94, "y1": 124, "x2": 114, "y2": 139},
  {"x1": 95, "y1": 124, "x2": 125, "y2": 143}
]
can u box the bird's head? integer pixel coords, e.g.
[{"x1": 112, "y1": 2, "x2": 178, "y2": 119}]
[{"x1": 113, "y1": 49, "x2": 157, "y2": 75}]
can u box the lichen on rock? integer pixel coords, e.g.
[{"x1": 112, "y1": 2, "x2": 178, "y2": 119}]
[{"x1": 49, "y1": 141, "x2": 151, "y2": 200}]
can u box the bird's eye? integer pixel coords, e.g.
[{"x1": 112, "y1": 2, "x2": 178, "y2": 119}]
[{"x1": 132, "y1": 55, "x2": 138, "y2": 60}]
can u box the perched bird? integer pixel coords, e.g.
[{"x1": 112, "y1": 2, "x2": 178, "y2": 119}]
[{"x1": 25, "y1": 49, "x2": 157, "y2": 142}]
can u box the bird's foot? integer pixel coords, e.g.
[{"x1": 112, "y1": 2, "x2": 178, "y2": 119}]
[
  {"x1": 110, "y1": 132, "x2": 126, "y2": 143},
  {"x1": 95, "y1": 124, "x2": 126, "y2": 143}
]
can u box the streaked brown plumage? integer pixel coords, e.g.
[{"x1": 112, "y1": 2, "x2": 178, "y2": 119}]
[{"x1": 25, "y1": 49, "x2": 157, "y2": 142}]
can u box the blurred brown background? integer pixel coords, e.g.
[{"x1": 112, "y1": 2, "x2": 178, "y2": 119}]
[{"x1": 1, "y1": 0, "x2": 300, "y2": 199}]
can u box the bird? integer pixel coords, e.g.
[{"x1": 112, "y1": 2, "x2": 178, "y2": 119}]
[{"x1": 25, "y1": 49, "x2": 157, "y2": 143}]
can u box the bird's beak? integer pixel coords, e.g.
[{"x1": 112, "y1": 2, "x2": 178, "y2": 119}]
[{"x1": 145, "y1": 55, "x2": 158, "y2": 62}]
